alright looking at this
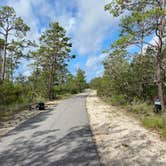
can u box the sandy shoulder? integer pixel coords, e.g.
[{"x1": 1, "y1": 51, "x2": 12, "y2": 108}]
[
  {"x1": 86, "y1": 91, "x2": 166, "y2": 166},
  {"x1": 0, "y1": 100, "x2": 61, "y2": 137}
]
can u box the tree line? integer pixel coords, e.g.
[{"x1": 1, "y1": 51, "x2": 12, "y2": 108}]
[
  {"x1": 90, "y1": 0, "x2": 166, "y2": 110},
  {"x1": 0, "y1": 6, "x2": 87, "y2": 112}
]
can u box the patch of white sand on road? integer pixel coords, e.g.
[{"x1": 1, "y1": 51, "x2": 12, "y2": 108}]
[{"x1": 86, "y1": 91, "x2": 166, "y2": 166}]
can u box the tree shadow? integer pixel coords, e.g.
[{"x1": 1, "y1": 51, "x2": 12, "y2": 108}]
[
  {"x1": 0, "y1": 125, "x2": 100, "y2": 166},
  {"x1": 0, "y1": 92, "x2": 100, "y2": 165},
  {"x1": 2, "y1": 108, "x2": 54, "y2": 137},
  {"x1": 93, "y1": 123, "x2": 166, "y2": 166}
]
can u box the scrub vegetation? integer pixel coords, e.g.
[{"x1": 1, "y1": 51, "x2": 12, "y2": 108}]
[
  {"x1": 0, "y1": 6, "x2": 87, "y2": 118},
  {"x1": 90, "y1": 0, "x2": 166, "y2": 137}
]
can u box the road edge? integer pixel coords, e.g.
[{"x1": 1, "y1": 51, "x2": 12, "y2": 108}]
[{"x1": 85, "y1": 91, "x2": 102, "y2": 166}]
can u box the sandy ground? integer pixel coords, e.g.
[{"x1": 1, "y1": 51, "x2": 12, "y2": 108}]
[
  {"x1": 86, "y1": 91, "x2": 166, "y2": 166},
  {"x1": 0, "y1": 100, "x2": 61, "y2": 137}
]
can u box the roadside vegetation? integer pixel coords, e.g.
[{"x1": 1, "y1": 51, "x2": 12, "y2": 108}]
[
  {"x1": 90, "y1": 1, "x2": 166, "y2": 138},
  {"x1": 0, "y1": 6, "x2": 87, "y2": 120}
]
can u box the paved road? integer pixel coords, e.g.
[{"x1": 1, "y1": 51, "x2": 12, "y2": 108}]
[{"x1": 0, "y1": 93, "x2": 100, "y2": 166}]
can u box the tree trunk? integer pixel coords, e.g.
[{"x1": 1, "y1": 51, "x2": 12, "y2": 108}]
[
  {"x1": 10, "y1": 53, "x2": 13, "y2": 82},
  {"x1": 48, "y1": 64, "x2": 55, "y2": 100},
  {"x1": 139, "y1": 23, "x2": 145, "y2": 98},
  {"x1": 157, "y1": 55, "x2": 165, "y2": 110},
  {"x1": 156, "y1": 0, "x2": 165, "y2": 110},
  {"x1": 0, "y1": 34, "x2": 8, "y2": 82}
]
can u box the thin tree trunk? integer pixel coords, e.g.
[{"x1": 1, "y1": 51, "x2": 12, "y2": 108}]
[
  {"x1": 0, "y1": 49, "x2": 2, "y2": 83},
  {"x1": 156, "y1": 0, "x2": 165, "y2": 110},
  {"x1": 48, "y1": 64, "x2": 55, "y2": 100},
  {"x1": 10, "y1": 54, "x2": 13, "y2": 82},
  {"x1": 0, "y1": 33, "x2": 8, "y2": 81},
  {"x1": 0, "y1": 49, "x2": 2, "y2": 66},
  {"x1": 139, "y1": 23, "x2": 145, "y2": 98},
  {"x1": 157, "y1": 53, "x2": 165, "y2": 110}
]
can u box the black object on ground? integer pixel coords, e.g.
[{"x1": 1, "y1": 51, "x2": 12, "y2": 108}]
[
  {"x1": 36, "y1": 102, "x2": 45, "y2": 110},
  {"x1": 154, "y1": 105, "x2": 161, "y2": 113}
]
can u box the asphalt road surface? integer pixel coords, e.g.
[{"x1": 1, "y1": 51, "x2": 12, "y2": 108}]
[{"x1": 0, "y1": 93, "x2": 100, "y2": 166}]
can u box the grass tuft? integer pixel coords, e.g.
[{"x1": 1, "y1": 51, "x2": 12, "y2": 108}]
[
  {"x1": 142, "y1": 117, "x2": 163, "y2": 129},
  {"x1": 127, "y1": 103, "x2": 153, "y2": 116}
]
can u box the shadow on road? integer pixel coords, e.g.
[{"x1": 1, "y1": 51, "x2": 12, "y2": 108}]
[
  {"x1": 0, "y1": 125, "x2": 100, "y2": 166},
  {"x1": 3, "y1": 108, "x2": 54, "y2": 136},
  {"x1": 0, "y1": 93, "x2": 100, "y2": 166}
]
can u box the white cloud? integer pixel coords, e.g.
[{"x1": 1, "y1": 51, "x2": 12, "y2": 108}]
[
  {"x1": 70, "y1": 0, "x2": 117, "y2": 55},
  {"x1": 5, "y1": 0, "x2": 40, "y2": 41},
  {"x1": 86, "y1": 53, "x2": 108, "y2": 68},
  {"x1": 85, "y1": 53, "x2": 108, "y2": 81},
  {"x1": 1, "y1": 0, "x2": 116, "y2": 80},
  {"x1": 142, "y1": 35, "x2": 158, "y2": 54}
]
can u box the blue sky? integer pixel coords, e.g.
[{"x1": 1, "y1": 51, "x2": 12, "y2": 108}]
[{"x1": 0, "y1": 0, "x2": 121, "y2": 82}]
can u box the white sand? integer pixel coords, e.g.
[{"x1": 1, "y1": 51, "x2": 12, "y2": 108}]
[{"x1": 87, "y1": 91, "x2": 166, "y2": 166}]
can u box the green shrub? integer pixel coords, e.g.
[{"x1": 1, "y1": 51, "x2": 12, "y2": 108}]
[
  {"x1": 0, "y1": 102, "x2": 29, "y2": 121},
  {"x1": 0, "y1": 81, "x2": 33, "y2": 113},
  {"x1": 142, "y1": 117, "x2": 163, "y2": 129},
  {"x1": 161, "y1": 128, "x2": 166, "y2": 138},
  {"x1": 0, "y1": 81, "x2": 23, "y2": 105},
  {"x1": 54, "y1": 84, "x2": 78, "y2": 97},
  {"x1": 110, "y1": 95, "x2": 127, "y2": 106},
  {"x1": 128, "y1": 103, "x2": 153, "y2": 116},
  {"x1": 142, "y1": 116, "x2": 166, "y2": 138}
]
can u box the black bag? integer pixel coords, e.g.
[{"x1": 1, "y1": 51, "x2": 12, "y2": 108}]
[{"x1": 36, "y1": 102, "x2": 45, "y2": 110}]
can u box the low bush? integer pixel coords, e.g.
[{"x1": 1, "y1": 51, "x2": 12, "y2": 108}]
[
  {"x1": 161, "y1": 128, "x2": 166, "y2": 138},
  {"x1": 142, "y1": 115, "x2": 166, "y2": 138},
  {"x1": 0, "y1": 102, "x2": 29, "y2": 121},
  {"x1": 110, "y1": 95, "x2": 127, "y2": 106},
  {"x1": 127, "y1": 103, "x2": 153, "y2": 116},
  {"x1": 142, "y1": 116, "x2": 163, "y2": 129}
]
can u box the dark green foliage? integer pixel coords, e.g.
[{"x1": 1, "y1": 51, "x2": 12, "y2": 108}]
[
  {"x1": 0, "y1": 6, "x2": 86, "y2": 116},
  {"x1": 74, "y1": 69, "x2": 87, "y2": 93},
  {"x1": 0, "y1": 6, "x2": 30, "y2": 81},
  {"x1": 90, "y1": 46, "x2": 164, "y2": 105},
  {"x1": 105, "y1": 0, "x2": 166, "y2": 110},
  {"x1": 54, "y1": 69, "x2": 87, "y2": 96},
  {"x1": 31, "y1": 22, "x2": 74, "y2": 100},
  {"x1": 94, "y1": 1, "x2": 166, "y2": 108},
  {"x1": 90, "y1": 77, "x2": 109, "y2": 96},
  {"x1": 0, "y1": 81, "x2": 23, "y2": 106},
  {"x1": 0, "y1": 80, "x2": 32, "y2": 112}
]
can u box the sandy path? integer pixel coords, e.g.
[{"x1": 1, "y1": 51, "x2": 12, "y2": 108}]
[{"x1": 86, "y1": 91, "x2": 166, "y2": 166}]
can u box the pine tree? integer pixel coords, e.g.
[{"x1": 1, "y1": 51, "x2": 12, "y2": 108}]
[
  {"x1": 0, "y1": 6, "x2": 30, "y2": 81},
  {"x1": 105, "y1": 0, "x2": 166, "y2": 110},
  {"x1": 32, "y1": 22, "x2": 73, "y2": 100}
]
